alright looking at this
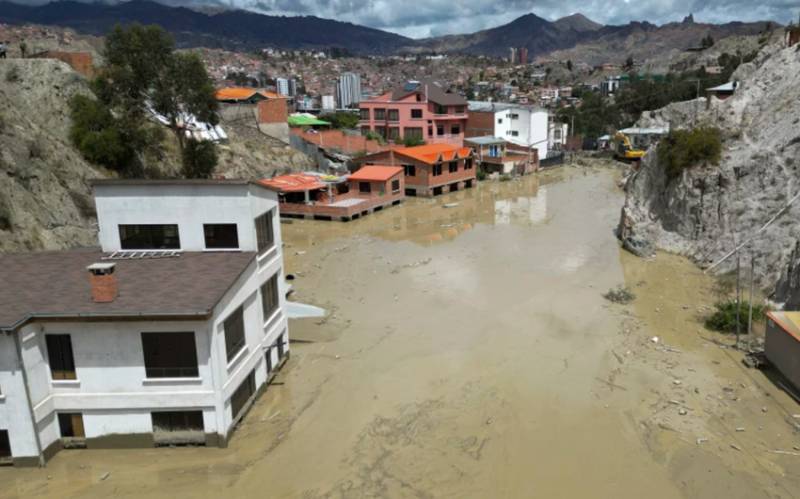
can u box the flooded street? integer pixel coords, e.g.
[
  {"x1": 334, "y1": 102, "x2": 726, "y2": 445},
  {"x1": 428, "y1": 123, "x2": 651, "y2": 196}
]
[{"x1": 2, "y1": 166, "x2": 798, "y2": 498}]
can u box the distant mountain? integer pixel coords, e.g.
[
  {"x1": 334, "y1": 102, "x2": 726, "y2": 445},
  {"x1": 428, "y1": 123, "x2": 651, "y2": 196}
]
[
  {"x1": 0, "y1": 0, "x2": 411, "y2": 54},
  {"x1": 553, "y1": 13, "x2": 603, "y2": 33},
  {"x1": 416, "y1": 13, "x2": 773, "y2": 61},
  {"x1": 0, "y1": 1, "x2": 778, "y2": 61}
]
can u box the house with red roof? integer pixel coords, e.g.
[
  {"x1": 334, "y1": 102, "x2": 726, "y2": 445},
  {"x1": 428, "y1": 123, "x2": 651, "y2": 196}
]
[
  {"x1": 358, "y1": 79, "x2": 468, "y2": 147},
  {"x1": 259, "y1": 170, "x2": 404, "y2": 221},
  {"x1": 353, "y1": 143, "x2": 476, "y2": 197}
]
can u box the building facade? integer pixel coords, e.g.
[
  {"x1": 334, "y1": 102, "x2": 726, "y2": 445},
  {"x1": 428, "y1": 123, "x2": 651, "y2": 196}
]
[
  {"x1": 354, "y1": 144, "x2": 476, "y2": 197},
  {"x1": 335, "y1": 72, "x2": 362, "y2": 109},
  {"x1": 466, "y1": 101, "x2": 553, "y2": 160},
  {"x1": 0, "y1": 180, "x2": 289, "y2": 466},
  {"x1": 358, "y1": 79, "x2": 468, "y2": 147}
]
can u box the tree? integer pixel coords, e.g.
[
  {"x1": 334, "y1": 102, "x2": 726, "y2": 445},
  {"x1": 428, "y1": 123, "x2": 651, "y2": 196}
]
[
  {"x1": 321, "y1": 111, "x2": 359, "y2": 129},
  {"x1": 182, "y1": 138, "x2": 218, "y2": 178},
  {"x1": 566, "y1": 60, "x2": 573, "y2": 72},
  {"x1": 624, "y1": 56, "x2": 635, "y2": 70},
  {"x1": 87, "y1": 24, "x2": 218, "y2": 176}
]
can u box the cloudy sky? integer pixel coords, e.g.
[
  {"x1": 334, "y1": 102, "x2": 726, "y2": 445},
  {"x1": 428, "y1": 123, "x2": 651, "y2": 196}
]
[{"x1": 17, "y1": 0, "x2": 800, "y2": 38}]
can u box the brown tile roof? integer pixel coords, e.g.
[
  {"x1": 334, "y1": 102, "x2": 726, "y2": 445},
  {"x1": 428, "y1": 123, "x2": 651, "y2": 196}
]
[
  {"x1": 390, "y1": 78, "x2": 467, "y2": 106},
  {"x1": 0, "y1": 249, "x2": 256, "y2": 331}
]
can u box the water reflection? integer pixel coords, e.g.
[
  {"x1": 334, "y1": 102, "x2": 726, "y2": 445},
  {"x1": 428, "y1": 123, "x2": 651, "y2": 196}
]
[{"x1": 283, "y1": 172, "x2": 558, "y2": 248}]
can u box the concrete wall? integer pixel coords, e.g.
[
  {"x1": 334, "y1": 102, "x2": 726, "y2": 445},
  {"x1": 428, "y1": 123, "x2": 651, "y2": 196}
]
[
  {"x1": 94, "y1": 183, "x2": 279, "y2": 253},
  {"x1": 765, "y1": 320, "x2": 800, "y2": 391},
  {"x1": 0, "y1": 333, "x2": 40, "y2": 462}
]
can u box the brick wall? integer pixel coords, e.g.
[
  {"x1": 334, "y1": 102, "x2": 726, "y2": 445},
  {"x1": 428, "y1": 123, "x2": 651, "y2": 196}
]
[
  {"x1": 257, "y1": 99, "x2": 288, "y2": 124},
  {"x1": 465, "y1": 111, "x2": 496, "y2": 138},
  {"x1": 33, "y1": 51, "x2": 94, "y2": 78}
]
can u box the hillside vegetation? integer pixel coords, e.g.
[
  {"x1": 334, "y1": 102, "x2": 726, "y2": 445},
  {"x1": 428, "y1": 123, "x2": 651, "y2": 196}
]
[{"x1": 0, "y1": 57, "x2": 312, "y2": 253}]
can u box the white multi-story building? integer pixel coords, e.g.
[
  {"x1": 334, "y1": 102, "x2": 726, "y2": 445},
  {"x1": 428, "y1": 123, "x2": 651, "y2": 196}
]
[
  {"x1": 335, "y1": 72, "x2": 361, "y2": 109},
  {"x1": 466, "y1": 101, "x2": 553, "y2": 159},
  {"x1": 0, "y1": 180, "x2": 289, "y2": 466},
  {"x1": 276, "y1": 78, "x2": 296, "y2": 97},
  {"x1": 321, "y1": 95, "x2": 335, "y2": 111}
]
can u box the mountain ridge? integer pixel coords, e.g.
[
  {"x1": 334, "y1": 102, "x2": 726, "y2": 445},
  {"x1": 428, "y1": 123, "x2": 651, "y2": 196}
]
[{"x1": 0, "y1": 0, "x2": 779, "y2": 59}]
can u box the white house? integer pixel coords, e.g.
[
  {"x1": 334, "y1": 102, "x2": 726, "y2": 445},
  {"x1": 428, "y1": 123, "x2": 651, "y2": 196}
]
[
  {"x1": 0, "y1": 180, "x2": 289, "y2": 466},
  {"x1": 466, "y1": 101, "x2": 552, "y2": 160}
]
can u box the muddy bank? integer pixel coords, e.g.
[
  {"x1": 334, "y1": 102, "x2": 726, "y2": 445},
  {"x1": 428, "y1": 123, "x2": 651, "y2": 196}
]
[{"x1": 1, "y1": 165, "x2": 797, "y2": 498}]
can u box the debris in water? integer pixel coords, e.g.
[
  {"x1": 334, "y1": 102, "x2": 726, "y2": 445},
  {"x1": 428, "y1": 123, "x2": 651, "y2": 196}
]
[
  {"x1": 673, "y1": 379, "x2": 682, "y2": 386},
  {"x1": 769, "y1": 450, "x2": 800, "y2": 456},
  {"x1": 730, "y1": 444, "x2": 742, "y2": 451},
  {"x1": 100, "y1": 472, "x2": 111, "y2": 481},
  {"x1": 678, "y1": 408, "x2": 688, "y2": 416},
  {"x1": 651, "y1": 336, "x2": 660, "y2": 344},
  {"x1": 295, "y1": 251, "x2": 306, "y2": 256},
  {"x1": 443, "y1": 203, "x2": 459, "y2": 208},
  {"x1": 485, "y1": 417, "x2": 493, "y2": 425},
  {"x1": 735, "y1": 427, "x2": 746, "y2": 432},
  {"x1": 603, "y1": 286, "x2": 635, "y2": 304},
  {"x1": 696, "y1": 437, "x2": 708, "y2": 444}
]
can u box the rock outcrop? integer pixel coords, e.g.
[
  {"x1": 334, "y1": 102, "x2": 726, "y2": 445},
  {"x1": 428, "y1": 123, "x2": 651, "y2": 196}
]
[{"x1": 620, "y1": 39, "x2": 800, "y2": 303}]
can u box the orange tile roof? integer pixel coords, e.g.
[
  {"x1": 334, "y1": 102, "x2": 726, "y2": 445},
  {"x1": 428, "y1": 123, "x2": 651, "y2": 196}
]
[
  {"x1": 215, "y1": 87, "x2": 281, "y2": 101},
  {"x1": 348, "y1": 165, "x2": 403, "y2": 182},
  {"x1": 258, "y1": 174, "x2": 326, "y2": 193},
  {"x1": 394, "y1": 144, "x2": 472, "y2": 165}
]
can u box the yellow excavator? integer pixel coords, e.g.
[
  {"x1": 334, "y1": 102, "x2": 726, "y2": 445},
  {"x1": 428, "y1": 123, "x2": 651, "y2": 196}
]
[{"x1": 613, "y1": 131, "x2": 646, "y2": 161}]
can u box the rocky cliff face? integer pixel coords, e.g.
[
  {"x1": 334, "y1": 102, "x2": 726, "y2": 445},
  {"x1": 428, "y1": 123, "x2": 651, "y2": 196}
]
[
  {"x1": 0, "y1": 59, "x2": 101, "y2": 252},
  {"x1": 620, "y1": 39, "x2": 800, "y2": 304},
  {"x1": 0, "y1": 58, "x2": 313, "y2": 253}
]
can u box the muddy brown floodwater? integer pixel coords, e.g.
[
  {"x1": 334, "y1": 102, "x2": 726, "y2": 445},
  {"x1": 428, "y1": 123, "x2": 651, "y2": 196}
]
[{"x1": 2, "y1": 165, "x2": 799, "y2": 498}]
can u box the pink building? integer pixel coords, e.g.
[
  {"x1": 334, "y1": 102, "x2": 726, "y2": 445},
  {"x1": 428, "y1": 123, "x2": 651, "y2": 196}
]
[{"x1": 359, "y1": 79, "x2": 468, "y2": 147}]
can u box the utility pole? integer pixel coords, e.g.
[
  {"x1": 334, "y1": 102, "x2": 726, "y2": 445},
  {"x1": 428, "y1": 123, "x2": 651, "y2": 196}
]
[
  {"x1": 735, "y1": 252, "x2": 741, "y2": 349},
  {"x1": 748, "y1": 255, "x2": 755, "y2": 339}
]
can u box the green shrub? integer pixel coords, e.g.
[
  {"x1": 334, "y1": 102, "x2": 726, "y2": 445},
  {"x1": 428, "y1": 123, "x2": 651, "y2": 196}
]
[
  {"x1": 182, "y1": 138, "x2": 217, "y2": 178},
  {"x1": 402, "y1": 136, "x2": 425, "y2": 147},
  {"x1": 69, "y1": 94, "x2": 132, "y2": 171},
  {"x1": 603, "y1": 286, "x2": 635, "y2": 304},
  {"x1": 657, "y1": 127, "x2": 722, "y2": 179},
  {"x1": 365, "y1": 131, "x2": 386, "y2": 145},
  {"x1": 499, "y1": 174, "x2": 511, "y2": 181},
  {"x1": 320, "y1": 111, "x2": 359, "y2": 129},
  {"x1": 705, "y1": 300, "x2": 767, "y2": 334},
  {"x1": 5, "y1": 65, "x2": 20, "y2": 83},
  {"x1": 476, "y1": 169, "x2": 487, "y2": 181}
]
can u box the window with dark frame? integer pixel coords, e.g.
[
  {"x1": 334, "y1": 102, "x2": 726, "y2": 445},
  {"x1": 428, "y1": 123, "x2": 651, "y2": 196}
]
[
  {"x1": 451, "y1": 125, "x2": 461, "y2": 135},
  {"x1": 277, "y1": 332, "x2": 286, "y2": 360},
  {"x1": 203, "y1": 224, "x2": 239, "y2": 250},
  {"x1": 392, "y1": 179, "x2": 400, "y2": 193},
  {"x1": 449, "y1": 161, "x2": 458, "y2": 173},
  {"x1": 465, "y1": 158, "x2": 474, "y2": 170},
  {"x1": 436, "y1": 125, "x2": 444, "y2": 136},
  {"x1": 255, "y1": 210, "x2": 275, "y2": 255},
  {"x1": 152, "y1": 411, "x2": 204, "y2": 433},
  {"x1": 58, "y1": 413, "x2": 85, "y2": 439},
  {"x1": 359, "y1": 182, "x2": 371, "y2": 193},
  {"x1": 411, "y1": 109, "x2": 423, "y2": 119},
  {"x1": 433, "y1": 164, "x2": 443, "y2": 176},
  {"x1": 374, "y1": 108, "x2": 386, "y2": 120},
  {"x1": 141, "y1": 332, "x2": 199, "y2": 378},
  {"x1": 387, "y1": 109, "x2": 399, "y2": 121},
  {"x1": 230, "y1": 370, "x2": 256, "y2": 421},
  {"x1": 119, "y1": 224, "x2": 180, "y2": 250},
  {"x1": 46, "y1": 334, "x2": 76, "y2": 380},
  {"x1": 359, "y1": 108, "x2": 370, "y2": 120},
  {"x1": 224, "y1": 306, "x2": 246, "y2": 362},
  {"x1": 0, "y1": 430, "x2": 10, "y2": 459},
  {"x1": 403, "y1": 164, "x2": 416, "y2": 177},
  {"x1": 261, "y1": 274, "x2": 280, "y2": 321}
]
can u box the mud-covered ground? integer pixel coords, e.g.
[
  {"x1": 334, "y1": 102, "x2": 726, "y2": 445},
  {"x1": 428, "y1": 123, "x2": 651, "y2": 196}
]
[{"x1": 1, "y1": 165, "x2": 798, "y2": 498}]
